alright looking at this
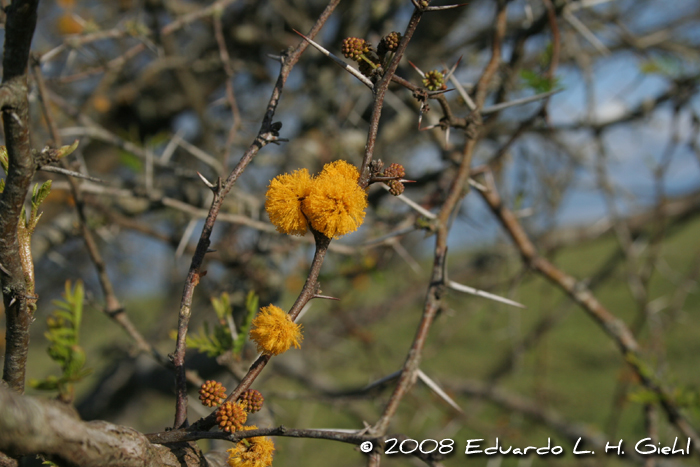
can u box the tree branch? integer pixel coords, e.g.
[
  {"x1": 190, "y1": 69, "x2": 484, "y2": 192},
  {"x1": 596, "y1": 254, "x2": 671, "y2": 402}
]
[
  {"x1": 0, "y1": 0, "x2": 40, "y2": 394},
  {"x1": 0, "y1": 385, "x2": 189, "y2": 467},
  {"x1": 170, "y1": 0, "x2": 342, "y2": 429}
]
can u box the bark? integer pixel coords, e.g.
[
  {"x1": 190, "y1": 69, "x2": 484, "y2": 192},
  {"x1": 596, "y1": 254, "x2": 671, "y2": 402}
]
[
  {"x1": 0, "y1": 0, "x2": 40, "y2": 393},
  {"x1": 0, "y1": 385, "x2": 204, "y2": 467}
]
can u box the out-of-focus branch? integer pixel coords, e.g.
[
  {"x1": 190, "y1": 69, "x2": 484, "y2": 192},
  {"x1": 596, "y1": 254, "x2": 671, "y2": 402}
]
[
  {"x1": 476, "y1": 169, "x2": 700, "y2": 454},
  {"x1": 452, "y1": 379, "x2": 645, "y2": 464},
  {"x1": 31, "y1": 60, "x2": 186, "y2": 388}
]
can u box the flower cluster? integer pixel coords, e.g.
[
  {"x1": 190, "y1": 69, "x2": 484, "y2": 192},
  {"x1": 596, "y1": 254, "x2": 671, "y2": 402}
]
[
  {"x1": 238, "y1": 389, "x2": 264, "y2": 413},
  {"x1": 423, "y1": 70, "x2": 446, "y2": 91},
  {"x1": 227, "y1": 426, "x2": 275, "y2": 467},
  {"x1": 217, "y1": 401, "x2": 248, "y2": 433},
  {"x1": 249, "y1": 305, "x2": 303, "y2": 356},
  {"x1": 341, "y1": 32, "x2": 405, "y2": 78},
  {"x1": 199, "y1": 380, "x2": 227, "y2": 407},
  {"x1": 341, "y1": 37, "x2": 372, "y2": 61},
  {"x1": 265, "y1": 160, "x2": 367, "y2": 239}
]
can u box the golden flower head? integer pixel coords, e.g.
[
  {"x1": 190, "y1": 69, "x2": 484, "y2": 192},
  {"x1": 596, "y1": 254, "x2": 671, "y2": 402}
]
[
  {"x1": 227, "y1": 426, "x2": 275, "y2": 467},
  {"x1": 265, "y1": 169, "x2": 313, "y2": 236},
  {"x1": 249, "y1": 305, "x2": 303, "y2": 356},
  {"x1": 302, "y1": 160, "x2": 367, "y2": 239}
]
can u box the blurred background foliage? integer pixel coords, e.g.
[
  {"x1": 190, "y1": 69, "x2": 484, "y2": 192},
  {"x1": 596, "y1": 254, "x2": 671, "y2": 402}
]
[{"x1": 2, "y1": 0, "x2": 700, "y2": 465}]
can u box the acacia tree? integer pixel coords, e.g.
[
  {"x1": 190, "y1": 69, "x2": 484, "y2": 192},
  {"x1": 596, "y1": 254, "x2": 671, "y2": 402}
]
[{"x1": 1, "y1": 0, "x2": 700, "y2": 466}]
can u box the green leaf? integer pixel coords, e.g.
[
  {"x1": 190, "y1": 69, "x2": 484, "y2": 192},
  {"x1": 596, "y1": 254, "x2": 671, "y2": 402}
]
[
  {"x1": 187, "y1": 322, "x2": 224, "y2": 357},
  {"x1": 520, "y1": 69, "x2": 559, "y2": 94},
  {"x1": 212, "y1": 292, "x2": 232, "y2": 323},
  {"x1": 64, "y1": 345, "x2": 87, "y2": 379},
  {"x1": 56, "y1": 140, "x2": 79, "y2": 160},
  {"x1": 32, "y1": 180, "x2": 52, "y2": 209},
  {"x1": 628, "y1": 389, "x2": 658, "y2": 405},
  {"x1": 29, "y1": 376, "x2": 60, "y2": 391},
  {"x1": 119, "y1": 151, "x2": 143, "y2": 172},
  {"x1": 37, "y1": 280, "x2": 90, "y2": 395}
]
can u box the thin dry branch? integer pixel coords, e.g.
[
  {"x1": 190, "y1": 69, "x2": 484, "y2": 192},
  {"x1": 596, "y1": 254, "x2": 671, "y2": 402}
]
[{"x1": 371, "y1": 0, "x2": 509, "y2": 436}]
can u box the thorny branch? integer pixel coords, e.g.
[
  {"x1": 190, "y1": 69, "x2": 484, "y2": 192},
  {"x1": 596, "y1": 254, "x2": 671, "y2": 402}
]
[
  {"x1": 170, "y1": 0, "x2": 343, "y2": 430},
  {"x1": 371, "y1": 0, "x2": 509, "y2": 436}
]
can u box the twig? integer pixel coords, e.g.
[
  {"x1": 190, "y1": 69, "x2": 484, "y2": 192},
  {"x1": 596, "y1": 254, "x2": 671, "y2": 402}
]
[
  {"x1": 185, "y1": 230, "x2": 332, "y2": 432},
  {"x1": 38, "y1": 165, "x2": 104, "y2": 183},
  {"x1": 481, "y1": 89, "x2": 563, "y2": 114},
  {"x1": 293, "y1": 30, "x2": 374, "y2": 89},
  {"x1": 170, "y1": 0, "x2": 343, "y2": 430},
  {"x1": 371, "y1": 0, "x2": 509, "y2": 436},
  {"x1": 213, "y1": 13, "x2": 242, "y2": 149},
  {"x1": 360, "y1": 4, "x2": 428, "y2": 179}
]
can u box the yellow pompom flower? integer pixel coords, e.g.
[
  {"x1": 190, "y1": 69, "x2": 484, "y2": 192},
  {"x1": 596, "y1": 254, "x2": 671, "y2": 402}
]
[
  {"x1": 265, "y1": 169, "x2": 313, "y2": 236},
  {"x1": 227, "y1": 426, "x2": 275, "y2": 467},
  {"x1": 317, "y1": 159, "x2": 361, "y2": 181},
  {"x1": 302, "y1": 161, "x2": 367, "y2": 239},
  {"x1": 249, "y1": 305, "x2": 303, "y2": 356}
]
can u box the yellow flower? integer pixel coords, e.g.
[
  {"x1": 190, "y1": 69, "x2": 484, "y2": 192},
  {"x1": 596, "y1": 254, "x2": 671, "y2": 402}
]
[
  {"x1": 249, "y1": 305, "x2": 303, "y2": 356},
  {"x1": 317, "y1": 159, "x2": 360, "y2": 181},
  {"x1": 302, "y1": 161, "x2": 367, "y2": 239},
  {"x1": 227, "y1": 426, "x2": 275, "y2": 467},
  {"x1": 265, "y1": 169, "x2": 313, "y2": 236}
]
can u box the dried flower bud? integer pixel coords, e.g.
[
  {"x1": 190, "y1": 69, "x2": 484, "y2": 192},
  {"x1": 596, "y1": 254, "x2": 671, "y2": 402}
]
[
  {"x1": 238, "y1": 389, "x2": 264, "y2": 413},
  {"x1": 388, "y1": 180, "x2": 405, "y2": 196},
  {"x1": 217, "y1": 401, "x2": 248, "y2": 432},
  {"x1": 383, "y1": 163, "x2": 406, "y2": 196},
  {"x1": 383, "y1": 163, "x2": 406, "y2": 179},
  {"x1": 199, "y1": 380, "x2": 227, "y2": 407}
]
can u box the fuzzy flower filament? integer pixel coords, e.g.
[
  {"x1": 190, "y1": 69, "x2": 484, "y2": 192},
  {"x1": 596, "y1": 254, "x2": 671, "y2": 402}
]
[
  {"x1": 265, "y1": 160, "x2": 368, "y2": 239},
  {"x1": 264, "y1": 169, "x2": 313, "y2": 236},
  {"x1": 250, "y1": 305, "x2": 303, "y2": 356},
  {"x1": 227, "y1": 426, "x2": 275, "y2": 467},
  {"x1": 302, "y1": 160, "x2": 367, "y2": 239}
]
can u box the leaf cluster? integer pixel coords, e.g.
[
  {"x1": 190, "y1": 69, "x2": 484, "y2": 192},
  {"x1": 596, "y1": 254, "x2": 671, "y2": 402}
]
[
  {"x1": 186, "y1": 291, "x2": 258, "y2": 358},
  {"x1": 29, "y1": 281, "x2": 92, "y2": 399}
]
